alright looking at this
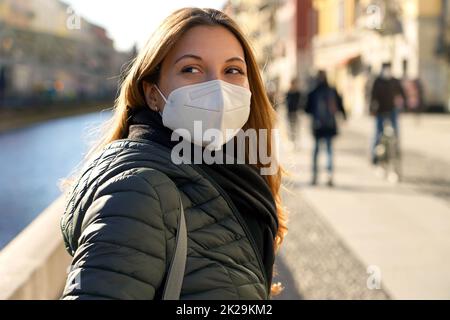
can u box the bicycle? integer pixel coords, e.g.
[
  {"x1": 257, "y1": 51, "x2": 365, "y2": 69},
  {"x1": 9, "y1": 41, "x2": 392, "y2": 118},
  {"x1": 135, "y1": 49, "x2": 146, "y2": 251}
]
[{"x1": 374, "y1": 120, "x2": 402, "y2": 183}]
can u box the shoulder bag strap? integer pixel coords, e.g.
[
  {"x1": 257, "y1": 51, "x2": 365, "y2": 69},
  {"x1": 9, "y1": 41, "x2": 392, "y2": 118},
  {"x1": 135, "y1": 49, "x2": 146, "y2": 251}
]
[{"x1": 162, "y1": 196, "x2": 187, "y2": 300}]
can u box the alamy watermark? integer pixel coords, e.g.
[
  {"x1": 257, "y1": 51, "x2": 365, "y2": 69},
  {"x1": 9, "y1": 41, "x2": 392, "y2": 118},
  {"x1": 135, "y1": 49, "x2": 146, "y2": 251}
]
[
  {"x1": 66, "y1": 6, "x2": 81, "y2": 30},
  {"x1": 366, "y1": 265, "x2": 382, "y2": 290},
  {"x1": 169, "y1": 121, "x2": 280, "y2": 176},
  {"x1": 66, "y1": 265, "x2": 81, "y2": 290},
  {"x1": 366, "y1": 4, "x2": 382, "y2": 30}
]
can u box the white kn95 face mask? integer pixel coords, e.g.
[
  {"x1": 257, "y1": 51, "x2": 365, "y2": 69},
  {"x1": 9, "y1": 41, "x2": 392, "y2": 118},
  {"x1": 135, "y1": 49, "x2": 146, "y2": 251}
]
[{"x1": 155, "y1": 79, "x2": 251, "y2": 150}]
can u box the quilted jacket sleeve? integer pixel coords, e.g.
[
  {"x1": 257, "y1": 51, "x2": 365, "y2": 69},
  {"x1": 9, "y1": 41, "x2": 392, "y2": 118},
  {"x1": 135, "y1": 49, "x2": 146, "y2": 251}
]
[{"x1": 61, "y1": 167, "x2": 178, "y2": 300}]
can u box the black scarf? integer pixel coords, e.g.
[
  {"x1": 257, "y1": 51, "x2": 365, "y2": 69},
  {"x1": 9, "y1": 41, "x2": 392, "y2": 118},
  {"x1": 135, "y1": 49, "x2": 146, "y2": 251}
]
[{"x1": 126, "y1": 107, "x2": 278, "y2": 291}]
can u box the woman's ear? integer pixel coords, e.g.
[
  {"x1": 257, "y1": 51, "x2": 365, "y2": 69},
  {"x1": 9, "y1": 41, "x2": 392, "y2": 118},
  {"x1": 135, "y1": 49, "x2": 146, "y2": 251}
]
[{"x1": 142, "y1": 81, "x2": 159, "y2": 111}]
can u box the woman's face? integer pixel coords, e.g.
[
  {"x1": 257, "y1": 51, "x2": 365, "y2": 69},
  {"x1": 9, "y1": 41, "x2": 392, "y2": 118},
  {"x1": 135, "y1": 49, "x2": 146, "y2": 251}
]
[{"x1": 143, "y1": 25, "x2": 249, "y2": 112}]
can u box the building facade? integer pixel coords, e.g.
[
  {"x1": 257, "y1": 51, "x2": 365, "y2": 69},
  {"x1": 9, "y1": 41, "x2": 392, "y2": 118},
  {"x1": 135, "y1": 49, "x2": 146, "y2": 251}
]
[
  {"x1": 226, "y1": 0, "x2": 449, "y2": 114},
  {"x1": 0, "y1": 0, "x2": 130, "y2": 108},
  {"x1": 312, "y1": 0, "x2": 450, "y2": 115},
  {"x1": 224, "y1": 0, "x2": 317, "y2": 107}
]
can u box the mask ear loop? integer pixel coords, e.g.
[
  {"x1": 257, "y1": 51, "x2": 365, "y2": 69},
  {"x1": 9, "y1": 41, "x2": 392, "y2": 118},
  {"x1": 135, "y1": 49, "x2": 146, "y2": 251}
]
[
  {"x1": 153, "y1": 85, "x2": 167, "y2": 117},
  {"x1": 154, "y1": 85, "x2": 168, "y2": 103}
]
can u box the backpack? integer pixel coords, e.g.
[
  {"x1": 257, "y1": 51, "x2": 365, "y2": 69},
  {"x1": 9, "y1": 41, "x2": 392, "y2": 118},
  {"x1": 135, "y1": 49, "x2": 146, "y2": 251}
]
[{"x1": 313, "y1": 88, "x2": 338, "y2": 132}]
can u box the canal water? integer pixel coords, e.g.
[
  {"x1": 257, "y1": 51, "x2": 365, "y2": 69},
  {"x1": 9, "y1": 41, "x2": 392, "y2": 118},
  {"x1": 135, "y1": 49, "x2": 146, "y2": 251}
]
[{"x1": 0, "y1": 111, "x2": 111, "y2": 250}]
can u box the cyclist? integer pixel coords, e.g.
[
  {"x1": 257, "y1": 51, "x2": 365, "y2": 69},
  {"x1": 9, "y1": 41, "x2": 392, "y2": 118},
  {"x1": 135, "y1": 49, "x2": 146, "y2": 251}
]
[{"x1": 369, "y1": 62, "x2": 406, "y2": 165}]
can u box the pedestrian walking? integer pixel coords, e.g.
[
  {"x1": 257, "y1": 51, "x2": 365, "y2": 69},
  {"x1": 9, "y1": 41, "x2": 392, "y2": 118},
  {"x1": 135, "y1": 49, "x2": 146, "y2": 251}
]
[
  {"x1": 60, "y1": 7, "x2": 287, "y2": 300},
  {"x1": 285, "y1": 78, "x2": 302, "y2": 149},
  {"x1": 305, "y1": 70, "x2": 346, "y2": 187},
  {"x1": 0, "y1": 66, "x2": 6, "y2": 108}
]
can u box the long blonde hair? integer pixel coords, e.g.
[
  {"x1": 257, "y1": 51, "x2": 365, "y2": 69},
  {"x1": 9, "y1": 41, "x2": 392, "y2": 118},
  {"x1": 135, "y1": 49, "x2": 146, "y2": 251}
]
[{"x1": 74, "y1": 7, "x2": 288, "y2": 297}]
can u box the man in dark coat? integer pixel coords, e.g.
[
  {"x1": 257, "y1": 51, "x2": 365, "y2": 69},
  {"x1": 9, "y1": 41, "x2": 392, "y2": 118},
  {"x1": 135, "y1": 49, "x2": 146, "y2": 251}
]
[{"x1": 305, "y1": 70, "x2": 346, "y2": 186}]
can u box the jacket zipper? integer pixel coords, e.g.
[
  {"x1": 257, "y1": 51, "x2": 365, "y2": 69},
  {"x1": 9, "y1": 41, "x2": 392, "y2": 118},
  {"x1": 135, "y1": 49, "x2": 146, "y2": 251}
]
[{"x1": 190, "y1": 164, "x2": 270, "y2": 299}]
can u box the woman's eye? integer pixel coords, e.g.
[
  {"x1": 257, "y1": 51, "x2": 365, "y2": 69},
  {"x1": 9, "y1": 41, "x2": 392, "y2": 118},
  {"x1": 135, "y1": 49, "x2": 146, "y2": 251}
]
[
  {"x1": 181, "y1": 66, "x2": 201, "y2": 74},
  {"x1": 226, "y1": 67, "x2": 245, "y2": 75}
]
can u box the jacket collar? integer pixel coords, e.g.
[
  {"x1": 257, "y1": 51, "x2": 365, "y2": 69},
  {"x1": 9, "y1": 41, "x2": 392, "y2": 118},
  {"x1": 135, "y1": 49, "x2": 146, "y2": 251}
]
[
  {"x1": 126, "y1": 106, "x2": 279, "y2": 237},
  {"x1": 127, "y1": 107, "x2": 177, "y2": 149}
]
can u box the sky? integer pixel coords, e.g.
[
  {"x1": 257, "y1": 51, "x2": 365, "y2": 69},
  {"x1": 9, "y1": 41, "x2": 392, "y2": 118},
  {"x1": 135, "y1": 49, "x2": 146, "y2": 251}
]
[{"x1": 63, "y1": 0, "x2": 227, "y2": 52}]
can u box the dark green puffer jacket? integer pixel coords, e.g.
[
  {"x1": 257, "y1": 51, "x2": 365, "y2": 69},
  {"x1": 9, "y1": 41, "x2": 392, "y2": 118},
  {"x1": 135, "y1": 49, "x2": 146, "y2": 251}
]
[{"x1": 60, "y1": 139, "x2": 269, "y2": 300}]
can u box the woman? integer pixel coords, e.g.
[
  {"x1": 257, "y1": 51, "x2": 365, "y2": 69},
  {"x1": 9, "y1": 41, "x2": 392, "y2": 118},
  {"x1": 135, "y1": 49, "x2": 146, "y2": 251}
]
[{"x1": 61, "y1": 7, "x2": 287, "y2": 300}]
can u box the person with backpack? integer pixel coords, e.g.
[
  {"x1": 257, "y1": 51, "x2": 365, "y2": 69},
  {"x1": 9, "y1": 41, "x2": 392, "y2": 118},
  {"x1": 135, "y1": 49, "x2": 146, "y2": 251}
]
[{"x1": 305, "y1": 70, "x2": 346, "y2": 187}]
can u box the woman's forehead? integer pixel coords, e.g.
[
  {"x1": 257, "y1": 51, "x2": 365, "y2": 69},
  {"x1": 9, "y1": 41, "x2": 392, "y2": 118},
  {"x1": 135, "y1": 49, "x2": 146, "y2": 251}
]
[{"x1": 166, "y1": 25, "x2": 245, "y2": 64}]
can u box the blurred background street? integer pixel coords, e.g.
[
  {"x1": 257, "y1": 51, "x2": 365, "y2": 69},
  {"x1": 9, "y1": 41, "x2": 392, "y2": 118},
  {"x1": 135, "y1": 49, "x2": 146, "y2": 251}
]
[
  {"x1": 272, "y1": 111, "x2": 450, "y2": 299},
  {"x1": 1, "y1": 0, "x2": 449, "y2": 300}
]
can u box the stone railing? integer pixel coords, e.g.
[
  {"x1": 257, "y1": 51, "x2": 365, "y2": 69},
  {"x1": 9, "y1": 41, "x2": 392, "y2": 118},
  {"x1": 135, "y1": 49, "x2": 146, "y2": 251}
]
[{"x1": 0, "y1": 195, "x2": 72, "y2": 299}]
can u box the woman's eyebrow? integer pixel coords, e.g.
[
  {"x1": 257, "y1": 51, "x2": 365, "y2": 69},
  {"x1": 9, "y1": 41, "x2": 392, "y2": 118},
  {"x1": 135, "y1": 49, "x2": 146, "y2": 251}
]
[
  {"x1": 225, "y1": 56, "x2": 246, "y2": 64},
  {"x1": 174, "y1": 54, "x2": 246, "y2": 64},
  {"x1": 174, "y1": 54, "x2": 202, "y2": 64}
]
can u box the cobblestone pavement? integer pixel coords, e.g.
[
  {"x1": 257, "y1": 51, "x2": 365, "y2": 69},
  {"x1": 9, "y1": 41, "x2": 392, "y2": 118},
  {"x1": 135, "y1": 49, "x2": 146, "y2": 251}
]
[
  {"x1": 271, "y1": 113, "x2": 450, "y2": 299},
  {"x1": 343, "y1": 128, "x2": 450, "y2": 207},
  {"x1": 272, "y1": 187, "x2": 390, "y2": 300},
  {"x1": 271, "y1": 123, "x2": 391, "y2": 300}
]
